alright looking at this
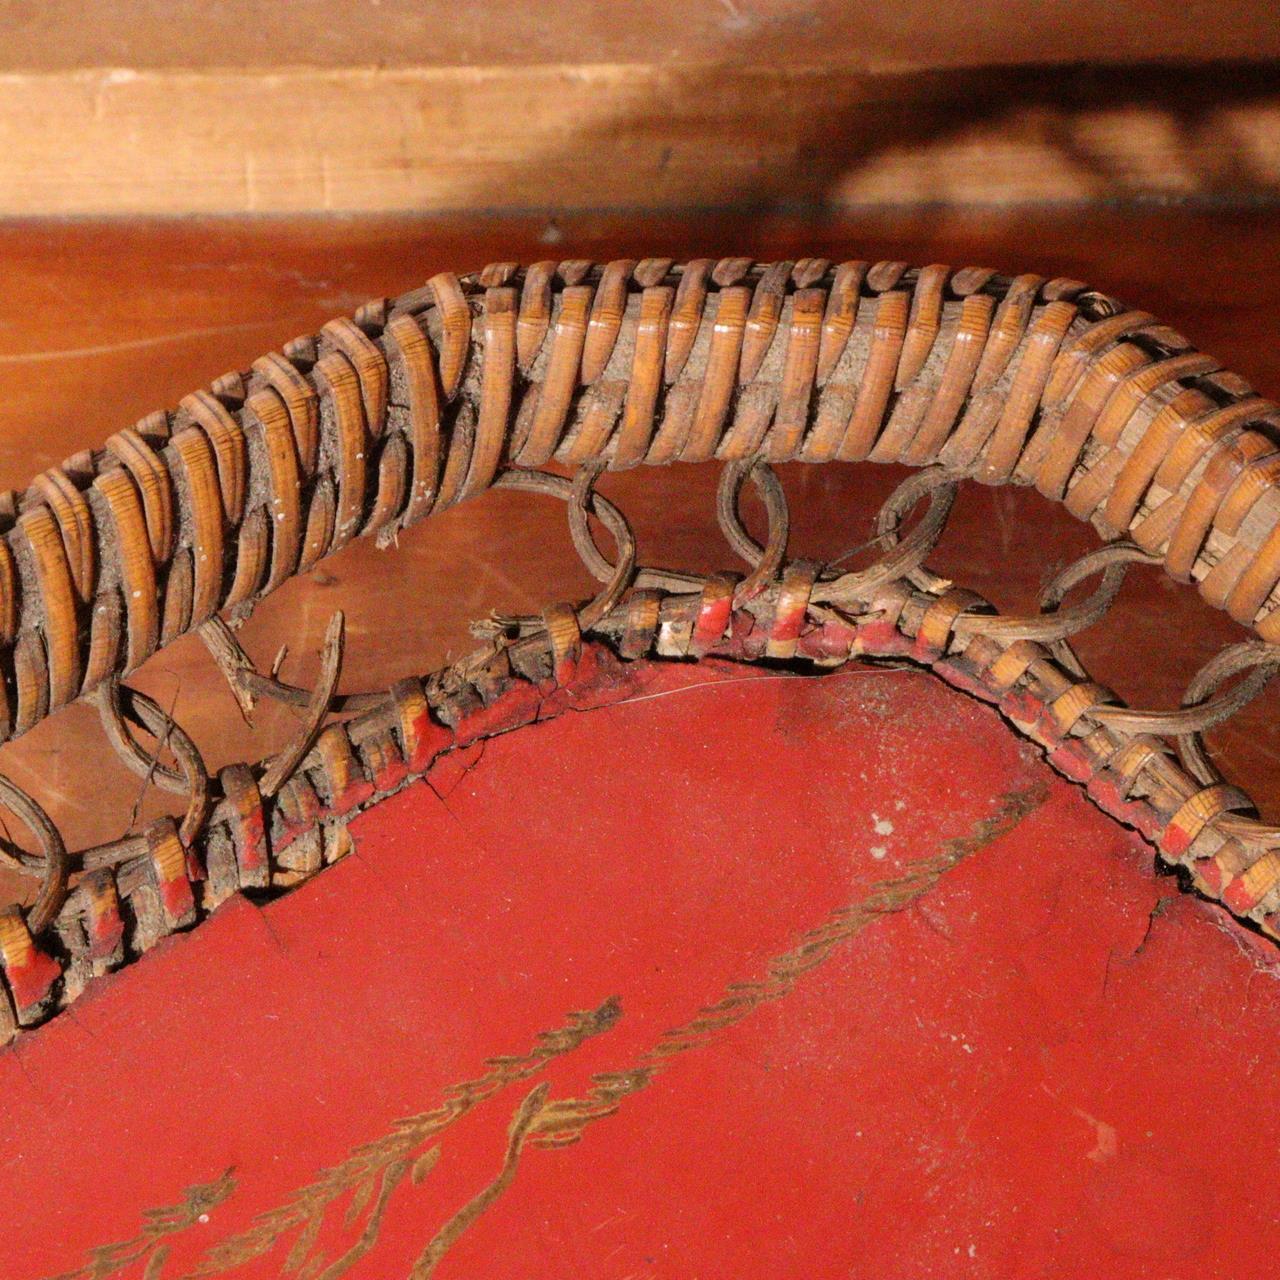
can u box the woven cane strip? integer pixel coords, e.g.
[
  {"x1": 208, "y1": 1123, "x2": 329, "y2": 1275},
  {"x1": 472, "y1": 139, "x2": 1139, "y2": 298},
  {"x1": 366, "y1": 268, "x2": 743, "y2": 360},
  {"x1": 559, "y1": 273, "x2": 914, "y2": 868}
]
[
  {"x1": 0, "y1": 259, "x2": 1279, "y2": 1039},
  {"x1": 5, "y1": 554, "x2": 1278, "y2": 1045},
  {"x1": 0, "y1": 260, "x2": 1278, "y2": 743}
]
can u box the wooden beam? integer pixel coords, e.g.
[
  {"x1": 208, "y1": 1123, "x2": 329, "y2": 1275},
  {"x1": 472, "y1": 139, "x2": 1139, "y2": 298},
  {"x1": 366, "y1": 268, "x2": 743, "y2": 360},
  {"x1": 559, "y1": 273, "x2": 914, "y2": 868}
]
[
  {"x1": 0, "y1": 62, "x2": 1276, "y2": 216},
  {"x1": 7, "y1": 1, "x2": 1280, "y2": 73}
]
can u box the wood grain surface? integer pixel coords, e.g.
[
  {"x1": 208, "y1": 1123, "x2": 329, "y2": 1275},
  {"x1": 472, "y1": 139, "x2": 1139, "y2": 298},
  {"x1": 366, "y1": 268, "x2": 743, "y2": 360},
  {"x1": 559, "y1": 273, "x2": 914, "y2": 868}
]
[
  {"x1": 0, "y1": 207, "x2": 1277, "y2": 899},
  {"x1": 0, "y1": 61, "x2": 1275, "y2": 215},
  {"x1": 0, "y1": 0, "x2": 1277, "y2": 215},
  {"x1": 5, "y1": 1, "x2": 1277, "y2": 71}
]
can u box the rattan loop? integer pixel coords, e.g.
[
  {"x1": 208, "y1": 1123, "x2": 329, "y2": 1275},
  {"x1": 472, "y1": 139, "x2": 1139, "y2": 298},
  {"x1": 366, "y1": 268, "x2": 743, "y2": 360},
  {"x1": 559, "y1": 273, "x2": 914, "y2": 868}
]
[
  {"x1": 567, "y1": 463, "x2": 614, "y2": 584},
  {"x1": 258, "y1": 611, "x2": 346, "y2": 799},
  {"x1": 0, "y1": 774, "x2": 68, "y2": 937},
  {"x1": 816, "y1": 468, "x2": 958, "y2": 605},
  {"x1": 954, "y1": 543, "x2": 1158, "y2": 648},
  {"x1": 493, "y1": 469, "x2": 637, "y2": 632},
  {"x1": 92, "y1": 680, "x2": 211, "y2": 847},
  {"x1": 94, "y1": 680, "x2": 184, "y2": 793},
  {"x1": 1091, "y1": 669, "x2": 1277, "y2": 746},
  {"x1": 1174, "y1": 641, "x2": 1280, "y2": 784},
  {"x1": 715, "y1": 460, "x2": 790, "y2": 602}
]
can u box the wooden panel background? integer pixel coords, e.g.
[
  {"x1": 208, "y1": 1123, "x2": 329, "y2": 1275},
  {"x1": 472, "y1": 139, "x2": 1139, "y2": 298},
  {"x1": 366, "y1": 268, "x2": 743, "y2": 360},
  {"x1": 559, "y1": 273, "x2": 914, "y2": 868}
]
[
  {"x1": 7, "y1": 1, "x2": 1279, "y2": 70},
  {"x1": 0, "y1": 1, "x2": 1276, "y2": 213}
]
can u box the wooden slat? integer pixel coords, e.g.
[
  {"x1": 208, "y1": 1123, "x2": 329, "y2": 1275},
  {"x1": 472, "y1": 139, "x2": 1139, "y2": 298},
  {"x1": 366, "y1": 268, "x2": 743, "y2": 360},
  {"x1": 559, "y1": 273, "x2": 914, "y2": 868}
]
[
  {"x1": 0, "y1": 62, "x2": 1275, "y2": 216},
  {"x1": 8, "y1": 2, "x2": 1280, "y2": 72}
]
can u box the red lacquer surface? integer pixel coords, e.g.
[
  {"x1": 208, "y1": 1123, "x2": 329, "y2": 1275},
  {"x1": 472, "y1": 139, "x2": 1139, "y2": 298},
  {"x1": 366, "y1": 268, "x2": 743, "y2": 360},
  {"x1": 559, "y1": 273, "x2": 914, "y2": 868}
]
[{"x1": 4, "y1": 660, "x2": 1279, "y2": 1279}]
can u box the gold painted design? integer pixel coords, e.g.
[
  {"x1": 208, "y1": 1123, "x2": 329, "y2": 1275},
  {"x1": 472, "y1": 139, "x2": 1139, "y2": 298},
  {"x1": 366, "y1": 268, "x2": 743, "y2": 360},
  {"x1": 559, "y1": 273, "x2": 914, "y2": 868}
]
[
  {"x1": 408, "y1": 1082, "x2": 551, "y2": 1279},
  {"x1": 44, "y1": 780, "x2": 1045, "y2": 1280},
  {"x1": 45, "y1": 1170, "x2": 235, "y2": 1280},
  {"x1": 404, "y1": 780, "x2": 1048, "y2": 1277},
  {"x1": 184, "y1": 998, "x2": 621, "y2": 1278}
]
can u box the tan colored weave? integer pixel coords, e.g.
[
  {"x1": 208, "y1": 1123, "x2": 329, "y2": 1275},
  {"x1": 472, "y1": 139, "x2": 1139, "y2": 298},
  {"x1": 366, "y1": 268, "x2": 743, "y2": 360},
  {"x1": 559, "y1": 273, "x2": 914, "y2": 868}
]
[
  {"x1": 4, "y1": 256, "x2": 1280, "y2": 1043},
  {"x1": 2, "y1": 258, "x2": 1279, "y2": 744}
]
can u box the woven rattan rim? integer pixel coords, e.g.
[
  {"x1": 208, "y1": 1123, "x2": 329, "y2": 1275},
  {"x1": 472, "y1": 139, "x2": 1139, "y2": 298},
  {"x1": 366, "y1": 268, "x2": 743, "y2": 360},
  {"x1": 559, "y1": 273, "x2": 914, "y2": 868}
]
[{"x1": 2, "y1": 256, "x2": 1280, "y2": 1042}]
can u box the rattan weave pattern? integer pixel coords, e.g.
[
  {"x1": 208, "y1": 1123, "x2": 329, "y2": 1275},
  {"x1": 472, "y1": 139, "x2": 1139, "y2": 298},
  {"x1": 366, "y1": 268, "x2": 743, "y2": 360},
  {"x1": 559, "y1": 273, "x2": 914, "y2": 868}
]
[
  {"x1": 0, "y1": 566, "x2": 1272, "y2": 1045},
  {"x1": 2, "y1": 258, "x2": 1279, "y2": 744},
  {"x1": 3, "y1": 256, "x2": 1280, "y2": 1043}
]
